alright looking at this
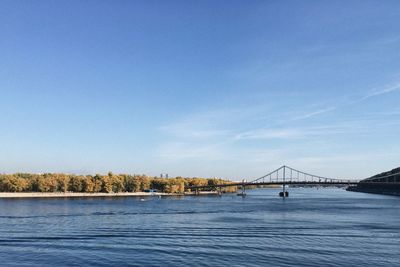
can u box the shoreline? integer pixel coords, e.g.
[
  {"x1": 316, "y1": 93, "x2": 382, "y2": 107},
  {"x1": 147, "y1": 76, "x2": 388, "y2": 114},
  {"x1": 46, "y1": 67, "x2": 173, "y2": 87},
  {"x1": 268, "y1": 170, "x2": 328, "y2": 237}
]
[{"x1": 0, "y1": 191, "x2": 219, "y2": 199}]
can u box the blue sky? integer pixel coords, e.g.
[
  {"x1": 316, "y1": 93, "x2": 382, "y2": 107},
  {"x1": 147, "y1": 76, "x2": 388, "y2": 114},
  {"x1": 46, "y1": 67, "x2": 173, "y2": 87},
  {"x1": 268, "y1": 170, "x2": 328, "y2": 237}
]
[{"x1": 1, "y1": 0, "x2": 400, "y2": 180}]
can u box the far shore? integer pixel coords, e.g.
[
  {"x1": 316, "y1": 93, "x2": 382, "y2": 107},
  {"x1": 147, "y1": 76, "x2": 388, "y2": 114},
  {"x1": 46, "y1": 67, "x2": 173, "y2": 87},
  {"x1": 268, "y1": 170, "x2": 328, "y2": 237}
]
[{"x1": 0, "y1": 191, "x2": 219, "y2": 199}]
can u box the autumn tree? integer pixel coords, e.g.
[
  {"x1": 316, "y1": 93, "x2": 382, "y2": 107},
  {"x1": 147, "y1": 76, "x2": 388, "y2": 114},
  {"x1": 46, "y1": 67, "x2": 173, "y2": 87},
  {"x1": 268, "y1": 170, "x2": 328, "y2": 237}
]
[
  {"x1": 0, "y1": 172, "x2": 235, "y2": 193},
  {"x1": 55, "y1": 174, "x2": 69, "y2": 192},
  {"x1": 82, "y1": 175, "x2": 95, "y2": 192},
  {"x1": 100, "y1": 174, "x2": 113, "y2": 193},
  {"x1": 93, "y1": 174, "x2": 103, "y2": 192},
  {"x1": 140, "y1": 175, "x2": 150, "y2": 191},
  {"x1": 124, "y1": 175, "x2": 141, "y2": 192},
  {"x1": 0, "y1": 175, "x2": 29, "y2": 192},
  {"x1": 109, "y1": 172, "x2": 124, "y2": 192},
  {"x1": 68, "y1": 175, "x2": 83, "y2": 192}
]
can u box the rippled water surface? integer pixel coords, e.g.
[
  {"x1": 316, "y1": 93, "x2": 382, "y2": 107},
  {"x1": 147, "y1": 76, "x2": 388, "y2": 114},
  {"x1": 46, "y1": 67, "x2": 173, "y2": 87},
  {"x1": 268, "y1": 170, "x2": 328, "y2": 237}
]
[{"x1": 0, "y1": 188, "x2": 399, "y2": 266}]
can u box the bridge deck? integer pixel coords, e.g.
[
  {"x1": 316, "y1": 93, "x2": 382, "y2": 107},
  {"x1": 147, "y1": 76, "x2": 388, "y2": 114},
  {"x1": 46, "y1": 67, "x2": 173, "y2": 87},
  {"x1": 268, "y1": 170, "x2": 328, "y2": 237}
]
[
  {"x1": 189, "y1": 166, "x2": 361, "y2": 190},
  {"x1": 190, "y1": 181, "x2": 359, "y2": 190}
]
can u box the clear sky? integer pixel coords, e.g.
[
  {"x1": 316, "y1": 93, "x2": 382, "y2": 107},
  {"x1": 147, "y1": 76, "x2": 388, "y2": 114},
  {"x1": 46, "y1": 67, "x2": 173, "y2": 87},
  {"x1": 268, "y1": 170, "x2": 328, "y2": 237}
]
[{"x1": 1, "y1": 0, "x2": 400, "y2": 180}]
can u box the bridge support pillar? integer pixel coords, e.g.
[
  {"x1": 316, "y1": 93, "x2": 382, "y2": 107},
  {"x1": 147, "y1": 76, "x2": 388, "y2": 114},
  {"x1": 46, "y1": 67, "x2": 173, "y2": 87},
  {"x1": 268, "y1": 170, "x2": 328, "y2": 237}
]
[
  {"x1": 237, "y1": 184, "x2": 246, "y2": 197},
  {"x1": 279, "y1": 184, "x2": 289, "y2": 198},
  {"x1": 279, "y1": 166, "x2": 289, "y2": 198}
]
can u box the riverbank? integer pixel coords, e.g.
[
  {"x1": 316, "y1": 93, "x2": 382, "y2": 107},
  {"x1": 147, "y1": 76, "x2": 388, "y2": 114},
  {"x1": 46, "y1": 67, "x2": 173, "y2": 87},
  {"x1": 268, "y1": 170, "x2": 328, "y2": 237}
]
[
  {"x1": 0, "y1": 191, "x2": 219, "y2": 198},
  {"x1": 347, "y1": 184, "x2": 400, "y2": 196}
]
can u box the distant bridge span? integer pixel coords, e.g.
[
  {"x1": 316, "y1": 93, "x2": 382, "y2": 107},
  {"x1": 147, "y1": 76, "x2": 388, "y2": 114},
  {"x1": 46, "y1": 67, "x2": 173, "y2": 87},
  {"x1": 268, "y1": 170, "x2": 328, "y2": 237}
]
[{"x1": 189, "y1": 166, "x2": 359, "y2": 195}]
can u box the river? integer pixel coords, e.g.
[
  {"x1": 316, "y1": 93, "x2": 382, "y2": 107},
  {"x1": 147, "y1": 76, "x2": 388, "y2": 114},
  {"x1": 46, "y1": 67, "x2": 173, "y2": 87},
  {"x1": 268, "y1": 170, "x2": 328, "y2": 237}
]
[{"x1": 0, "y1": 188, "x2": 399, "y2": 266}]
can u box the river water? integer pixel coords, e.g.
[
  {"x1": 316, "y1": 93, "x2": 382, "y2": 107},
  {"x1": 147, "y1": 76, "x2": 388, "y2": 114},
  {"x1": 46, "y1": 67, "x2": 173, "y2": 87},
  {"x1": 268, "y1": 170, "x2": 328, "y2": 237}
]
[{"x1": 0, "y1": 188, "x2": 399, "y2": 266}]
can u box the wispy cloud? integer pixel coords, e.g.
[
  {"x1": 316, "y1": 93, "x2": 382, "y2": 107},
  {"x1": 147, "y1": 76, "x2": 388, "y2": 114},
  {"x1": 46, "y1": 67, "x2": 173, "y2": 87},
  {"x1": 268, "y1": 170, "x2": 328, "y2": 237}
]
[
  {"x1": 358, "y1": 83, "x2": 400, "y2": 102},
  {"x1": 287, "y1": 82, "x2": 400, "y2": 123},
  {"x1": 160, "y1": 125, "x2": 230, "y2": 139},
  {"x1": 234, "y1": 125, "x2": 350, "y2": 141},
  {"x1": 234, "y1": 128, "x2": 302, "y2": 140},
  {"x1": 292, "y1": 82, "x2": 400, "y2": 121},
  {"x1": 155, "y1": 79, "x2": 400, "y2": 179},
  {"x1": 159, "y1": 81, "x2": 400, "y2": 145},
  {"x1": 158, "y1": 106, "x2": 270, "y2": 140},
  {"x1": 293, "y1": 106, "x2": 336, "y2": 120}
]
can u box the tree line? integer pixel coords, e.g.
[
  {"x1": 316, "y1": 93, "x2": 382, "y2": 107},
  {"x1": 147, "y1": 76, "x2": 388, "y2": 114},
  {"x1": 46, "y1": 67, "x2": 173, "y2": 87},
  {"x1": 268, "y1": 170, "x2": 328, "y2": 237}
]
[{"x1": 0, "y1": 172, "x2": 237, "y2": 194}]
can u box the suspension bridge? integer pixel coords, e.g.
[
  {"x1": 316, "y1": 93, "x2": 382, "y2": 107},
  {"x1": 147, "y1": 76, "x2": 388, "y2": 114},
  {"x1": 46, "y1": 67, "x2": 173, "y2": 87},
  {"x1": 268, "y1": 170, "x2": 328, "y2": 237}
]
[{"x1": 189, "y1": 165, "x2": 360, "y2": 197}]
